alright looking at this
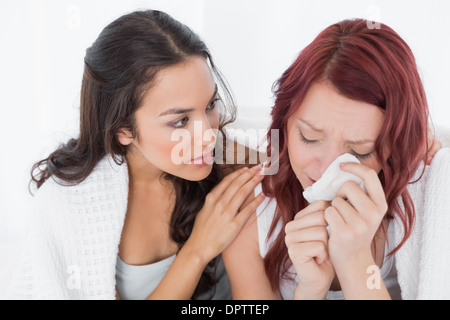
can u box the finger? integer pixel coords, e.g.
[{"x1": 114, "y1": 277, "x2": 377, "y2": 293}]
[
  {"x1": 233, "y1": 192, "x2": 266, "y2": 228},
  {"x1": 431, "y1": 139, "x2": 443, "y2": 154},
  {"x1": 221, "y1": 166, "x2": 265, "y2": 212},
  {"x1": 219, "y1": 164, "x2": 264, "y2": 205},
  {"x1": 285, "y1": 226, "x2": 329, "y2": 247},
  {"x1": 288, "y1": 241, "x2": 329, "y2": 265},
  {"x1": 294, "y1": 200, "x2": 330, "y2": 220},
  {"x1": 285, "y1": 211, "x2": 327, "y2": 234},
  {"x1": 334, "y1": 182, "x2": 376, "y2": 222},
  {"x1": 339, "y1": 162, "x2": 387, "y2": 213},
  {"x1": 330, "y1": 195, "x2": 357, "y2": 224},
  {"x1": 337, "y1": 184, "x2": 386, "y2": 229},
  {"x1": 209, "y1": 166, "x2": 250, "y2": 198},
  {"x1": 324, "y1": 206, "x2": 345, "y2": 234},
  {"x1": 427, "y1": 139, "x2": 442, "y2": 164},
  {"x1": 210, "y1": 164, "x2": 261, "y2": 201}
]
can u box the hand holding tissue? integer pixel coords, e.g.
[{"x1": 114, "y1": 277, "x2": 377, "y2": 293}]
[{"x1": 303, "y1": 153, "x2": 365, "y2": 203}]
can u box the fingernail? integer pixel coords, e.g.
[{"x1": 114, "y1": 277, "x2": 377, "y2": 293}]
[
  {"x1": 252, "y1": 164, "x2": 261, "y2": 171},
  {"x1": 261, "y1": 161, "x2": 270, "y2": 174}
]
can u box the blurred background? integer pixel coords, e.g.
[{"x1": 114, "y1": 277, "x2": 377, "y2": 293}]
[{"x1": 1, "y1": 0, "x2": 449, "y2": 296}]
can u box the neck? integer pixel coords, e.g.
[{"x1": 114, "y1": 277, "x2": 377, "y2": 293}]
[{"x1": 125, "y1": 146, "x2": 169, "y2": 190}]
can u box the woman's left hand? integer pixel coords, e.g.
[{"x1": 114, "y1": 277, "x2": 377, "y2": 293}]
[
  {"x1": 427, "y1": 133, "x2": 442, "y2": 165},
  {"x1": 323, "y1": 162, "x2": 391, "y2": 299},
  {"x1": 324, "y1": 162, "x2": 388, "y2": 272}
]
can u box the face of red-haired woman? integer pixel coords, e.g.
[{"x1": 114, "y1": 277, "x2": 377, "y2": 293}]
[{"x1": 287, "y1": 80, "x2": 385, "y2": 190}]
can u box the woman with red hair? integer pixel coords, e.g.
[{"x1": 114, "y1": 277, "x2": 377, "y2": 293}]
[{"x1": 223, "y1": 19, "x2": 450, "y2": 299}]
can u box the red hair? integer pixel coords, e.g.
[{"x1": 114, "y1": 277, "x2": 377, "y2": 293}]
[{"x1": 262, "y1": 19, "x2": 429, "y2": 290}]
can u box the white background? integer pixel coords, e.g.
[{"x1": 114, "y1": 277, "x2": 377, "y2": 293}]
[{"x1": 1, "y1": 0, "x2": 449, "y2": 295}]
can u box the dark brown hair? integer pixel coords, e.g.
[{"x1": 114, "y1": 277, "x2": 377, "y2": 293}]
[{"x1": 30, "y1": 9, "x2": 237, "y2": 299}]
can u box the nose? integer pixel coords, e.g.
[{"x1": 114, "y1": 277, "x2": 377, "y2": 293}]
[
  {"x1": 192, "y1": 119, "x2": 217, "y2": 157},
  {"x1": 318, "y1": 147, "x2": 345, "y2": 177}
]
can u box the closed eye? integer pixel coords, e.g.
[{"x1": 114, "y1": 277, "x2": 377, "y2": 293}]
[
  {"x1": 299, "y1": 129, "x2": 374, "y2": 160},
  {"x1": 352, "y1": 151, "x2": 373, "y2": 160},
  {"x1": 299, "y1": 130, "x2": 317, "y2": 144}
]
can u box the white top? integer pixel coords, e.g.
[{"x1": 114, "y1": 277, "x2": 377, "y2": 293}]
[
  {"x1": 115, "y1": 255, "x2": 176, "y2": 300},
  {"x1": 255, "y1": 148, "x2": 450, "y2": 300},
  {"x1": 5, "y1": 149, "x2": 450, "y2": 299},
  {"x1": 115, "y1": 255, "x2": 231, "y2": 300}
]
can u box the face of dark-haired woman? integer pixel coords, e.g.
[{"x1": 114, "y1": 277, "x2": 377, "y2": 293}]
[
  {"x1": 287, "y1": 80, "x2": 385, "y2": 190},
  {"x1": 117, "y1": 56, "x2": 221, "y2": 181}
]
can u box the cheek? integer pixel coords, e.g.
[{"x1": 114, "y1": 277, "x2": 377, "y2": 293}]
[
  {"x1": 362, "y1": 157, "x2": 383, "y2": 175},
  {"x1": 142, "y1": 129, "x2": 179, "y2": 163},
  {"x1": 158, "y1": 138, "x2": 180, "y2": 160},
  {"x1": 287, "y1": 131, "x2": 314, "y2": 185},
  {"x1": 287, "y1": 138, "x2": 304, "y2": 172}
]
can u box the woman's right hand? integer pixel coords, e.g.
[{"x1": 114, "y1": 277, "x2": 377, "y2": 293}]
[
  {"x1": 183, "y1": 164, "x2": 266, "y2": 265},
  {"x1": 285, "y1": 200, "x2": 335, "y2": 300}
]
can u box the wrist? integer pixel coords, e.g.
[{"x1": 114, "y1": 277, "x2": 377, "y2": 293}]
[
  {"x1": 333, "y1": 252, "x2": 390, "y2": 299},
  {"x1": 180, "y1": 239, "x2": 211, "y2": 268},
  {"x1": 294, "y1": 284, "x2": 329, "y2": 300},
  {"x1": 333, "y1": 249, "x2": 373, "y2": 278}
]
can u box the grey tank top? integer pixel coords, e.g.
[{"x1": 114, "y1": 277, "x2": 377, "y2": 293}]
[{"x1": 115, "y1": 254, "x2": 231, "y2": 300}]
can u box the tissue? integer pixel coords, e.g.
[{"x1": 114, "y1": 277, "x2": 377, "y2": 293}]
[{"x1": 302, "y1": 153, "x2": 365, "y2": 203}]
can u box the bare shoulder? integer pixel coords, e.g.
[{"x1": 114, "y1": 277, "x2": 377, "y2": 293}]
[
  {"x1": 222, "y1": 180, "x2": 280, "y2": 299},
  {"x1": 228, "y1": 186, "x2": 260, "y2": 251}
]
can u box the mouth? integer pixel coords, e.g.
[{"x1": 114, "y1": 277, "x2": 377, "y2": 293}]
[
  {"x1": 190, "y1": 151, "x2": 214, "y2": 167},
  {"x1": 308, "y1": 177, "x2": 317, "y2": 186}
]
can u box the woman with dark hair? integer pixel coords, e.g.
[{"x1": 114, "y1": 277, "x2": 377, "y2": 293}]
[
  {"x1": 223, "y1": 19, "x2": 449, "y2": 300},
  {"x1": 7, "y1": 10, "x2": 265, "y2": 300}
]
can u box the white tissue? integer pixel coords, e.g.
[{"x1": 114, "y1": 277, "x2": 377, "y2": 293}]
[{"x1": 302, "y1": 153, "x2": 365, "y2": 203}]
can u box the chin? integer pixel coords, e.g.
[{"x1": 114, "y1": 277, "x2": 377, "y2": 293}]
[{"x1": 179, "y1": 164, "x2": 214, "y2": 181}]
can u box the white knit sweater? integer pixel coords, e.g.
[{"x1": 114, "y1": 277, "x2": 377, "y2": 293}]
[
  {"x1": 6, "y1": 149, "x2": 450, "y2": 299},
  {"x1": 394, "y1": 148, "x2": 450, "y2": 299},
  {"x1": 7, "y1": 156, "x2": 129, "y2": 299}
]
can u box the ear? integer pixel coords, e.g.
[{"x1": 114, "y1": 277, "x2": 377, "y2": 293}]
[{"x1": 116, "y1": 128, "x2": 134, "y2": 146}]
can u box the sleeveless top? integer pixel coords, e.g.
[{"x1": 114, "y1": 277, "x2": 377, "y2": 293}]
[
  {"x1": 115, "y1": 255, "x2": 231, "y2": 300},
  {"x1": 254, "y1": 184, "x2": 402, "y2": 300}
]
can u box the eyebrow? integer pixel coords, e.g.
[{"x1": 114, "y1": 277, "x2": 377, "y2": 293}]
[
  {"x1": 158, "y1": 84, "x2": 218, "y2": 117},
  {"x1": 298, "y1": 118, "x2": 375, "y2": 145}
]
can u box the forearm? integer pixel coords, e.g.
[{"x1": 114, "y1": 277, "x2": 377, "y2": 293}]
[
  {"x1": 335, "y1": 253, "x2": 391, "y2": 300},
  {"x1": 146, "y1": 244, "x2": 207, "y2": 300},
  {"x1": 294, "y1": 285, "x2": 329, "y2": 300}
]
